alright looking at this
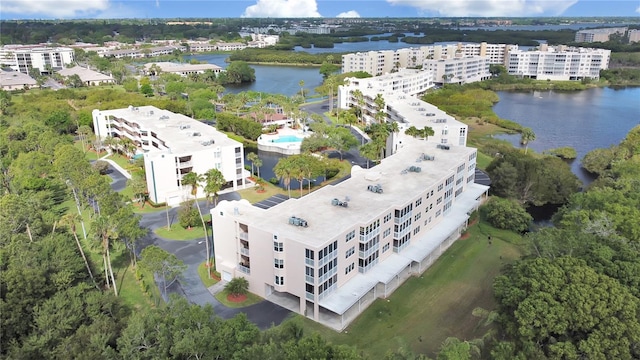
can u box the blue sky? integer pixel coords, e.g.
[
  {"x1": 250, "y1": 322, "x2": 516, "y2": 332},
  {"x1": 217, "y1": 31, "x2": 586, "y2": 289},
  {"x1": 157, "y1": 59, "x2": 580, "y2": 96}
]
[{"x1": 1, "y1": 0, "x2": 639, "y2": 20}]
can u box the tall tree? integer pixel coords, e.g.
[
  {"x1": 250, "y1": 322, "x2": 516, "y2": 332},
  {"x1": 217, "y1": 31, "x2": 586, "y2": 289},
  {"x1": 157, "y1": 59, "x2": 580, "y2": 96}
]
[
  {"x1": 60, "y1": 213, "x2": 98, "y2": 289},
  {"x1": 520, "y1": 127, "x2": 536, "y2": 154},
  {"x1": 203, "y1": 168, "x2": 226, "y2": 206},
  {"x1": 139, "y1": 245, "x2": 186, "y2": 297},
  {"x1": 274, "y1": 157, "x2": 293, "y2": 198},
  {"x1": 182, "y1": 172, "x2": 212, "y2": 270},
  {"x1": 92, "y1": 215, "x2": 119, "y2": 296}
]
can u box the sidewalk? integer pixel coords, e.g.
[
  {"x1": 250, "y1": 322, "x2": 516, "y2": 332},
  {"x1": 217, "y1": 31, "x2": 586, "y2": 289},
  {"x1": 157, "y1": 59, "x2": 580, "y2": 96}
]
[{"x1": 99, "y1": 154, "x2": 132, "y2": 179}]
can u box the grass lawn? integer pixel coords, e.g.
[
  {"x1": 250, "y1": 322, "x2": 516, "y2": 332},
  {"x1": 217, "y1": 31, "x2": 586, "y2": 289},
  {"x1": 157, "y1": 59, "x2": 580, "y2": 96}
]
[
  {"x1": 238, "y1": 180, "x2": 291, "y2": 203},
  {"x1": 214, "y1": 290, "x2": 263, "y2": 308},
  {"x1": 155, "y1": 223, "x2": 211, "y2": 241},
  {"x1": 298, "y1": 218, "x2": 524, "y2": 358},
  {"x1": 131, "y1": 201, "x2": 169, "y2": 214},
  {"x1": 197, "y1": 261, "x2": 220, "y2": 288},
  {"x1": 117, "y1": 264, "x2": 161, "y2": 310}
]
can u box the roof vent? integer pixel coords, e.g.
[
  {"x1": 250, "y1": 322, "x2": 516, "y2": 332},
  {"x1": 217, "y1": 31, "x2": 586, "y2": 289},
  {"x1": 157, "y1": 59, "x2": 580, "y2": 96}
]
[
  {"x1": 192, "y1": 132, "x2": 201, "y2": 137},
  {"x1": 437, "y1": 144, "x2": 450, "y2": 150},
  {"x1": 289, "y1": 216, "x2": 308, "y2": 227},
  {"x1": 200, "y1": 139, "x2": 214, "y2": 146},
  {"x1": 367, "y1": 184, "x2": 383, "y2": 194},
  {"x1": 435, "y1": 118, "x2": 447, "y2": 123},
  {"x1": 159, "y1": 115, "x2": 170, "y2": 120},
  {"x1": 179, "y1": 124, "x2": 191, "y2": 130},
  {"x1": 331, "y1": 198, "x2": 349, "y2": 207},
  {"x1": 421, "y1": 153, "x2": 435, "y2": 161}
]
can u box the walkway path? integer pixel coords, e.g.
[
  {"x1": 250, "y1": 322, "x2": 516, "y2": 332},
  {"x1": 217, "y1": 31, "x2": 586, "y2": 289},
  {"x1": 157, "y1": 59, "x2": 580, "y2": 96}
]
[
  {"x1": 99, "y1": 154, "x2": 132, "y2": 180},
  {"x1": 134, "y1": 191, "x2": 292, "y2": 329}
]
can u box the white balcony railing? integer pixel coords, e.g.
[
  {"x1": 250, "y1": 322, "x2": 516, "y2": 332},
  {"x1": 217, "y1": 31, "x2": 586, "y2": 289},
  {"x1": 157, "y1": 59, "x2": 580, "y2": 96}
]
[
  {"x1": 240, "y1": 247, "x2": 250, "y2": 256},
  {"x1": 239, "y1": 232, "x2": 248, "y2": 241},
  {"x1": 237, "y1": 264, "x2": 250, "y2": 274}
]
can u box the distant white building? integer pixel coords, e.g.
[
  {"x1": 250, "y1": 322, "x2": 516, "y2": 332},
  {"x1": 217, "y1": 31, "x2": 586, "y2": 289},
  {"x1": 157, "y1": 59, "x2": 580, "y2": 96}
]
[
  {"x1": 507, "y1": 44, "x2": 610, "y2": 81},
  {"x1": 0, "y1": 69, "x2": 37, "y2": 90},
  {"x1": 58, "y1": 65, "x2": 115, "y2": 86},
  {"x1": 424, "y1": 55, "x2": 491, "y2": 85},
  {"x1": 0, "y1": 45, "x2": 75, "y2": 74},
  {"x1": 143, "y1": 62, "x2": 223, "y2": 77},
  {"x1": 101, "y1": 45, "x2": 186, "y2": 59},
  {"x1": 628, "y1": 29, "x2": 640, "y2": 44},
  {"x1": 92, "y1": 105, "x2": 246, "y2": 206},
  {"x1": 574, "y1": 27, "x2": 628, "y2": 43}
]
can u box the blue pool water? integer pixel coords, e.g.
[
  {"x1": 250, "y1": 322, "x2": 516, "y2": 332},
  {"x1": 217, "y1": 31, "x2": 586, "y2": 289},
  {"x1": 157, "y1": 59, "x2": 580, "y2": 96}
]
[{"x1": 272, "y1": 135, "x2": 303, "y2": 143}]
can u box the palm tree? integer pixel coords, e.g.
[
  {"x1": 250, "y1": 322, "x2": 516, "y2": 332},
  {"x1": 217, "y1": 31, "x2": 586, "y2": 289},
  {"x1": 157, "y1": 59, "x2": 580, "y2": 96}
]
[
  {"x1": 182, "y1": 172, "x2": 212, "y2": 271},
  {"x1": 60, "y1": 213, "x2": 98, "y2": 289},
  {"x1": 373, "y1": 93, "x2": 386, "y2": 124},
  {"x1": 298, "y1": 79, "x2": 305, "y2": 99},
  {"x1": 203, "y1": 168, "x2": 226, "y2": 206},
  {"x1": 246, "y1": 152, "x2": 258, "y2": 177},
  {"x1": 351, "y1": 89, "x2": 365, "y2": 124},
  {"x1": 421, "y1": 126, "x2": 435, "y2": 141},
  {"x1": 93, "y1": 215, "x2": 118, "y2": 296},
  {"x1": 253, "y1": 156, "x2": 263, "y2": 179},
  {"x1": 274, "y1": 158, "x2": 293, "y2": 198},
  {"x1": 520, "y1": 127, "x2": 536, "y2": 154}
]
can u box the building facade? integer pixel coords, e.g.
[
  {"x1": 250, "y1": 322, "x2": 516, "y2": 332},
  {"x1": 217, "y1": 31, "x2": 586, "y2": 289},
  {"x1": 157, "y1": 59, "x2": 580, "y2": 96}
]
[
  {"x1": 212, "y1": 72, "x2": 488, "y2": 331},
  {"x1": 424, "y1": 55, "x2": 491, "y2": 85},
  {"x1": 629, "y1": 29, "x2": 640, "y2": 44},
  {"x1": 0, "y1": 45, "x2": 75, "y2": 74},
  {"x1": 92, "y1": 106, "x2": 245, "y2": 206},
  {"x1": 507, "y1": 44, "x2": 610, "y2": 81},
  {"x1": 574, "y1": 27, "x2": 628, "y2": 43}
]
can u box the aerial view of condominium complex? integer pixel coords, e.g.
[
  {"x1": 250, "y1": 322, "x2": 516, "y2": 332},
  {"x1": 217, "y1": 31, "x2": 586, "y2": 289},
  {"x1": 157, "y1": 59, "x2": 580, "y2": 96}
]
[{"x1": 211, "y1": 67, "x2": 489, "y2": 330}]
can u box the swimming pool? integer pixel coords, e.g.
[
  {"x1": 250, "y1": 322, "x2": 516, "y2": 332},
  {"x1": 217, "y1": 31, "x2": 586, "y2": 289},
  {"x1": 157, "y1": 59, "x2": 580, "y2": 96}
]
[{"x1": 272, "y1": 135, "x2": 303, "y2": 143}]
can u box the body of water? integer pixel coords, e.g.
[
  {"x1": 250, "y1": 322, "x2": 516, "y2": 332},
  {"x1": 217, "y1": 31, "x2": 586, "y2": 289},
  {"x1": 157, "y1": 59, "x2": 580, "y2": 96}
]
[
  {"x1": 185, "y1": 53, "x2": 323, "y2": 97},
  {"x1": 458, "y1": 22, "x2": 632, "y2": 31},
  {"x1": 493, "y1": 87, "x2": 640, "y2": 184}
]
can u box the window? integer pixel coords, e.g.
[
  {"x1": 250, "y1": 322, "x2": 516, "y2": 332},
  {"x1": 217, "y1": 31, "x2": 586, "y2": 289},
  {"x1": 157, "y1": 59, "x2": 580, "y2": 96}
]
[
  {"x1": 457, "y1": 164, "x2": 465, "y2": 173},
  {"x1": 274, "y1": 259, "x2": 284, "y2": 269},
  {"x1": 441, "y1": 138, "x2": 448, "y2": 144},
  {"x1": 415, "y1": 212, "x2": 422, "y2": 221},
  {"x1": 437, "y1": 197, "x2": 442, "y2": 205},
  {"x1": 383, "y1": 243, "x2": 390, "y2": 253},
  {"x1": 275, "y1": 276, "x2": 284, "y2": 286},
  {"x1": 345, "y1": 246, "x2": 355, "y2": 258},
  {"x1": 345, "y1": 230, "x2": 355, "y2": 242},
  {"x1": 413, "y1": 226, "x2": 421, "y2": 235},
  {"x1": 436, "y1": 210, "x2": 442, "y2": 217},
  {"x1": 415, "y1": 198, "x2": 422, "y2": 207},
  {"x1": 383, "y1": 228, "x2": 391, "y2": 238},
  {"x1": 384, "y1": 213, "x2": 392, "y2": 223},
  {"x1": 437, "y1": 184, "x2": 443, "y2": 192},
  {"x1": 345, "y1": 263, "x2": 355, "y2": 274},
  {"x1": 273, "y1": 241, "x2": 283, "y2": 252}
]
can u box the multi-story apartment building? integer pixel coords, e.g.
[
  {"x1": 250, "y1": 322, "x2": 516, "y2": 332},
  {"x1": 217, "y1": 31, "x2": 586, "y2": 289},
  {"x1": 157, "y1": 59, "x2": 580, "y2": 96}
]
[
  {"x1": 424, "y1": 55, "x2": 491, "y2": 85},
  {"x1": 629, "y1": 29, "x2": 640, "y2": 44},
  {"x1": 341, "y1": 42, "x2": 516, "y2": 75},
  {"x1": 92, "y1": 106, "x2": 246, "y2": 206},
  {"x1": 0, "y1": 45, "x2": 75, "y2": 74},
  {"x1": 212, "y1": 73, "x2": 488, "y2": 331},
  {"x1": 507, "y1": 44, "x2": 610, "y2": 81},
  {"x1": 574, "y1": 27, "x2": 628, "y2": 43},
  {"x1": 101, "y1": 45, "x2": 186, "y2": 59}
]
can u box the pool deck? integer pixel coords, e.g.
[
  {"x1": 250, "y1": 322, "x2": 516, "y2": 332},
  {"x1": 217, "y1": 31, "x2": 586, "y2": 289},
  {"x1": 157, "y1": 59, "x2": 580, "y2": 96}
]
[{"x1": 257, "y1": 127, "x2": 309, "y2": 155}]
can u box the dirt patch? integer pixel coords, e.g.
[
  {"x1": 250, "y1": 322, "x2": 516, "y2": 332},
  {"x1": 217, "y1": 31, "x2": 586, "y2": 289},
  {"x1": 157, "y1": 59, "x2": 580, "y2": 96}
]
[{"x1": 227, "y1": 293, "x2": 247, "y2": 303}]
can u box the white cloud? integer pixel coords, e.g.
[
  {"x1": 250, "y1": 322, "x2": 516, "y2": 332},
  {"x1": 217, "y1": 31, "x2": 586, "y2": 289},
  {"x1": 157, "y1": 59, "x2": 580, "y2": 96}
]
[
  {"x1": 336, "y1": 10, "x2": 361, "y2": 18},
  {"x1": 386, "y1": 0, "x2": 578, "y2": 17},
  {"x1": 0, "y1": 0, "x2": 110, "y2": 18},
  {"x1": 636, "y1": 5, "x2": 640, "y2": 13},
  {"x1": 242, "y1": 0, "x2": 322, "y2": 18}
]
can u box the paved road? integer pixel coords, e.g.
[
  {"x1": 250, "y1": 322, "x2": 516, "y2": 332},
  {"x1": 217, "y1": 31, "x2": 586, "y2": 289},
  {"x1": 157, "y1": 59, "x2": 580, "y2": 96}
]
[
  {"x1": 105, "y1": 164, "x2": 128, "y2": 192},
  {"x1": 133, "y1": 191, "x2": 292, "y2": 329}
]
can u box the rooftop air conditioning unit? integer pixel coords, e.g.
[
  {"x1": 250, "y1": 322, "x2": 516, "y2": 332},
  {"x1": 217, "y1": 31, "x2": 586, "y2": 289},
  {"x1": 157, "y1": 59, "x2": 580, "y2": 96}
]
[
  {"x1": 367, "y1": 184, "x2": 383, "y2": 194},
  {"x1": 179, "y1": 124, "x2": 191, "y2": 130},
  {"x1": 422, "y1": 153, "x2": 435, "y2": 161},
  {"x1": 437, "y1": 144, "x2": 451, "y2": 150},
  {"x1": 288, "y1": 216, "x2": 308, "y2": 227},
  {"x1": 192, "y1": 132, "x2": 201, "y2": 137},
  {"x1": 331, "y1": 198, "x2": 349, "y2": 208},
  {"x1": 408, "y1": 166, "x2": 422, "y2": 173}
]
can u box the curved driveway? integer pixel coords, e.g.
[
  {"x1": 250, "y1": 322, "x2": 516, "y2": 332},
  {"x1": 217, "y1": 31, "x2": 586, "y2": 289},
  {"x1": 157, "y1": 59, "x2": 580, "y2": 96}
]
[{"x1": 106, "y1": 164, "x2": 292, "y2": 329}]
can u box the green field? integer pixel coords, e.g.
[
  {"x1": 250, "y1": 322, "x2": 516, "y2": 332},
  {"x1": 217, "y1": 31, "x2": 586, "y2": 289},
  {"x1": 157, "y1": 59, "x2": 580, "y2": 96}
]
[{"x1": 299, "y1": 219, "x2": 523, "y2": 358}]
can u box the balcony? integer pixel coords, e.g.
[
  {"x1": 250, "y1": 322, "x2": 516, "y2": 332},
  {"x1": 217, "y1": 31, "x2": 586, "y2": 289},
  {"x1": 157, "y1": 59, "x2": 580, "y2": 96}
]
[
  {"x1": 305, "y1": 258, "x2": 314, "y2": 266},
  {"x1": 177, "y1": 161, "x2": 193, "y2": 168},
  {"x1": 306, "y1": 292, "x2": 315, "y2": 301},
  {"x1": 239, "y1": 231, "x2": 248, "y2": 241},
  {"x1": 306, "y1": 275, "x2": 314, "y2": 284},
  {"x1": 318, "y1": 267, "x2": 337, "y2": 284},
  {"x1": 358, "y1": 243, "x2": 380, "y2": 259},
  {"x1": 237, "y1": 264, "x2": 251, "y2": 274},
  {"x1": 240, "y1": 247, "x2": 250, "y2": 256}
]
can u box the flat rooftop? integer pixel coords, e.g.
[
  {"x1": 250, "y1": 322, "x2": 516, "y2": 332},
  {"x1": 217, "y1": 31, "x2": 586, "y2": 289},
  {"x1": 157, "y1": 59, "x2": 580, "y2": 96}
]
[
  {"x1": 217, "y1": 134, "x2": 475, "y2": 246},
  {"x1": 97, "y1": 105, "x2": 240, "y2": 153}
]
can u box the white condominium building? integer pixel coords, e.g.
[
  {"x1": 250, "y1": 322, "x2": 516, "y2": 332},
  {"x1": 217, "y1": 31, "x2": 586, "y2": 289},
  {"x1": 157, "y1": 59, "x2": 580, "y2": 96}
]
[
  {"x1": 629, "y1": 29, "x2": 640, "y2": 44},
  {"x1": 143, "y1": 62, "x2": 223, "y2": 77},
  {"x1": 0, "y1": 45, "x2": 75, "y2": 74},
  {"x1": 92, "y1": 106, "x2": 245, "y2": 206},
  {"x1": 213, "y1": 72, "x2": 488, "y2": 331},
  {"x1": 341, "y1": 42, "x2": 516, "y2": 75},
  {"x1": 574, "y1": 27, "x2": 628, "y2": 43},
  {"x1": 507, "y1": 44, "x2": 610, "y2": 81},
  {"x1": 424, "y1": 55, "x2": 491, "y2": 85}
]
